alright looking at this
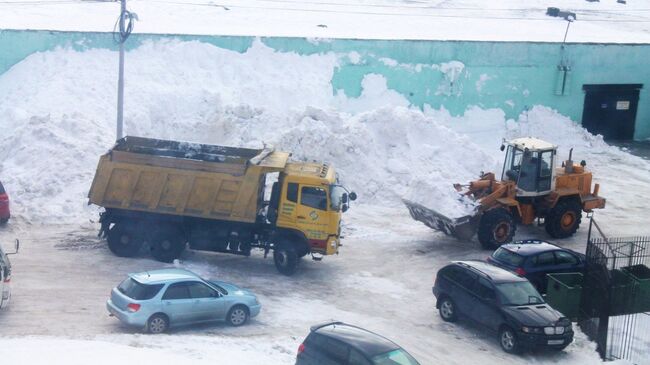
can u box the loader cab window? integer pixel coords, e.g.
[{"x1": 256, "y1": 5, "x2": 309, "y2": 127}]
[
  {"x1": 503, "y1": 146, "x2": 554, "y2": 194},
  {"x1": 503, "y1": 146, "x2": 524, "y2": 182},
  {"x1": 301, "y1": 186, "x2": 328, "y2": 211}
]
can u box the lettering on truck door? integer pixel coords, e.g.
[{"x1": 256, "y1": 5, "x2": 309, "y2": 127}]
[{"x1": 296, "y1": 185, "x2": 330, "y2": 250}]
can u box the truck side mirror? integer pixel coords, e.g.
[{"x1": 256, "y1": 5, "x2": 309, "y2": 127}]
[
  {"x1": 500, "y1": 144, "x2": 505, "y2": 151},
  {"x1": 8, "y1": 239, "x2": 19, "y2": 255},
  {"x1": 342, "y1": 204, "x2": 349, "y2": 213},
  {"x1": 349, "y1": 192, "x2": 357, "y2": 201},
  {"x1": 342, "y1": 193, "x2": 349, "y2": 204}
]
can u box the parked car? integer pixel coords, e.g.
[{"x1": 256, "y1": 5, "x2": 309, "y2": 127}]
[
  {"x1": 106, "y1": 268, "x2": 261, "y2": 333},
  {"x1": 487, "y1": 239, "x2": 586, "y2": 293},
  {"x1": 0, "y1": 181, "x2": 10, "y2": 224},
  {"x1": 296, "y1": 321, "x2": 420, "y2": 365},
  {"x1": 0, "y1": 239, "x2": 19, "y2": 309},
  {"x1": 433, "y1": 260, "x2": 573, "y2": 353}
]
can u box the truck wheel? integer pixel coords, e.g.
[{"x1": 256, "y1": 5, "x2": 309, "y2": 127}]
[
  {"x1": 107, "y1": 223, "x2": 143, "y2": 257},
  {"x1": 274, "y1": 245, "x2": 298, "y2": 276},
  {"x1": 150, "y1": 230, "x2": 186, "y2": 263},
  {"x1": 478, "y1": 208, "x2": 516, "y2": 250},
  {"x1": 545, "y1": 199, "x2": 582, "y2": 238}
]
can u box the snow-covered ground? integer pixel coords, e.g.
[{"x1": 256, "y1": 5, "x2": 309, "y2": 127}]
[
  {"x1": 2, "y1": 7, "x2": 650, "y2": 364},
  {"x1": 1, "y1": 0, "x2": 650, "y2": 42}
]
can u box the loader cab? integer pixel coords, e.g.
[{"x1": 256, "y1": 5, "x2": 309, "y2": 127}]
[{"x1": 501, "y1": 138, "x2": 556, "y2": 197}]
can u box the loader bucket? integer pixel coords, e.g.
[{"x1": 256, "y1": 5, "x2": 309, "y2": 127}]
[{"x1": 403, "y1": 199, "x2": 480, "y2": 241}]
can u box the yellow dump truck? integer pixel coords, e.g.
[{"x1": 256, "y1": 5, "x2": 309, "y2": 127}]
[{"x1": 88, "y1": 136, "x2": 356, "y2": 275}]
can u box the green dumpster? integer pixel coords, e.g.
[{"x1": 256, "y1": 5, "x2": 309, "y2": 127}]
[
  {"x1": 609, "y1": 269, "x2": 637, "y2": 315},
  {"x1": 545, "y1": 272, "x2": 583, "y2": 319},
  {"x1": 622, "y1": 264, "x2": 650, "y2": 313}
]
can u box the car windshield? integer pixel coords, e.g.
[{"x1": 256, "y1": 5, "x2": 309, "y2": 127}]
[
  {"x1": 118, "y1": 277, "x2": 164, "y2": 300},
  {"x1": 371, "y1": 349, "x2": 420, "y2": 365},
  {"x1": 495, "y1": 281, "x2": 544, "y2": 306},
  {"x1": 492, "y1": 247, "x2": 524, "y2": 266},
  {"x1": 329, "y1": 185, "x2": 346, "y2": 211}
]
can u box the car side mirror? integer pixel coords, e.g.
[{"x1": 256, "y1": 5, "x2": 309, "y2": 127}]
[
  {"x1": 349, "y1": 192, "x2": 357, "y2": 201},
  {"x1": 7, "y1": 239, "x2": 19, "y2": 255}
]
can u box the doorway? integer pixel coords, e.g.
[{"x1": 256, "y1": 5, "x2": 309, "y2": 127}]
[{"x1": 582, "y1": 84, "x2": 642, "y2": 140}]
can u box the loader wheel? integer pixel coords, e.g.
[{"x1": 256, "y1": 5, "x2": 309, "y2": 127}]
[
  {"x1": 274, "y1": 245, "x2": 298, "y2": 276},
  {"x1": 150, "y1": 230, "x2": 186, "y2": 263},
  {"x1": 478, "y1": 208, "x2": 516, "y2": 250},
  {"x1": 107, "y1": 223, "x2": 143, "y2": 257},
  {"x1": 545, "y1": 199, "x2": 582, "y2": 238}
]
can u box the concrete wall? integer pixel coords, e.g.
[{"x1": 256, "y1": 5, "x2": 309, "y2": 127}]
[{"x1": 1, "y1": 29, "x2": 649, "y2": 139}]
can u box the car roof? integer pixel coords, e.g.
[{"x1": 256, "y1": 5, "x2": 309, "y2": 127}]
[
  {"x1": 129, "y1": 268, "x2": 201, "y2": 285},
  {"x1": 500, "y1": 240, "x2": 560, "y2": 256},
  {"x1": 311, "y1": 322, "x2": 400, "y2": 356},
  {"x1": 452, "y1": 260, "x2": 526, "y2": 283}
]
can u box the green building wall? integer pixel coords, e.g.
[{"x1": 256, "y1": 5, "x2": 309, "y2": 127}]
[{"x1": 1, "y1": 29, "x2": 648, "y2": 139}]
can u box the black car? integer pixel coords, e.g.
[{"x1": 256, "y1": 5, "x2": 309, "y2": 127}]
[
  {"x1": 296, "y1": 322, "x2": 420, "y2": 365},
  {"x1": 433, "y1": 260, "x2": 573, "y2": 353},
  {"x1": 487, "y1": 240, "x2": 586, "y2": 293}
]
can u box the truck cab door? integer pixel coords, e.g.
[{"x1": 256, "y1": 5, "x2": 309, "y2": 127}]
[{"x1": 295, "y1": 185, "x2": 331, "y2": 250}]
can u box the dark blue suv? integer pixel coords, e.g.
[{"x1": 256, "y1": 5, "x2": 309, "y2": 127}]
[
  {"x1": 433, "y1": 261, "x2": 573, "y2": 353},
  {"x1": 487, "y1": 240, "x2": 585, "y2": 293}
]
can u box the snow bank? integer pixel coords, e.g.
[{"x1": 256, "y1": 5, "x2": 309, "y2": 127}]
[
  {"x1": 0, "y1": 39, "x2": 492, "y2": 223},
  {"x1": 0, "y1": 336, "x2": 294, "y2": 365},
  {"x1": 1, "y1": 39, "x2": 648, "y2": 229}
]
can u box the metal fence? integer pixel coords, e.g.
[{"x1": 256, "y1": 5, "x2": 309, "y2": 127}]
[{"x1": 579, "y1": 217, "x2": 650, "y2": 363}]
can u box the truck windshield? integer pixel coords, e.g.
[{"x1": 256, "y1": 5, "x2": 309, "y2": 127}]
[
  {"x1": 496, "y1": 281, "x2": 544, "y2": 306},
  {"x1": 329, "y1": 185, "x2": 347, "y2": 211}
]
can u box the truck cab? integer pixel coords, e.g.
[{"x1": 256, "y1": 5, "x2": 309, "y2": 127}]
[{"x1": 273, "y1": 163, "x2": 354, "y2": 256}]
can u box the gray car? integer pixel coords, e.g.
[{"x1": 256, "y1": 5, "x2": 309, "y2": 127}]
[{"x1": 107, "y1": 268, "x2": 261, "y2": 333}]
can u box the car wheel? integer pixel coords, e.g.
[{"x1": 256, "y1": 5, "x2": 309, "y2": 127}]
[
  {"x1": 499, "y1": 326, "x2": 520, "y2": 354},
  {"x1": 146, "y1": 314, "x2": 169, "y2": 334},
  {"x1": 227, "y1": 305, "x2": 249, "y2": 327},
  {"x1": 439, "y1": 297, "x2": 458, "y2": 322}
]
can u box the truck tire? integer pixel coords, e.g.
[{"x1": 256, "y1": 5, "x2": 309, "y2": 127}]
[
  {"x1": 477, "y1": 208, "x2": 516, "y2": 250},
  {"x1": 107, "y1": 223, "x2": 143, "y2": 257},
  {"x1": 150, "y1": 230, "x2": 186, "y2": 263},
  {"x1": 274, "y1": 244, "x2": 298, "y2": 276},
  {"x1": 545, "y1": 199, "x2": 582, "y2": 238}
]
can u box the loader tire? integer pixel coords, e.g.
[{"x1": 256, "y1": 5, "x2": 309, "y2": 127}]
[
  {"x1": 150, "y1": 229, "x2": 186, "y2": 263},
  {"x1": 478, "y1": 208, "x2": 516, "y2": 250},
  {"x1": 107, "y1": 223, "x2": 143, "y2": 257},
  {"x1": 545, "y1": 199, "x2": 582, "y2": 239}
]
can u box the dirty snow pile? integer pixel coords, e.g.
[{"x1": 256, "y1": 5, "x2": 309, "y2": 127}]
[{"x1": 0, "y1": 39, "x2": 648, "y2": 229}]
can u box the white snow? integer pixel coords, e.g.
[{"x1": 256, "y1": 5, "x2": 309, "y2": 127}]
[
  {"x1": 1, "y1": 32, "x2": 650, "y2": 365},
  {"x1": 2, "y1": 0, "x2": 650, "y2": 43},
  {"x1": 2, "y1": 38, "x2": 649, "y2": 229}
]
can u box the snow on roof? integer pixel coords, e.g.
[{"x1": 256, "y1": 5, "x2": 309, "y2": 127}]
[
  {"x1": 1, "y1": 0, "x2": 650, "y2": 43},
  {"x1": 508, "y1": 137, "x2": 557, "y2": 151}
]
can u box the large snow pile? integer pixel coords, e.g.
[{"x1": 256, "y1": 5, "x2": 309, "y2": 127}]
[{"x1": 0, "y1": 39, "x2": 648, "y2": 228}]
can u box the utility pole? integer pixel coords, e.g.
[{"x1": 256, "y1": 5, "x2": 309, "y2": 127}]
[{"x1": 116, "y1": 0, "x2": 126, "y2": 141}]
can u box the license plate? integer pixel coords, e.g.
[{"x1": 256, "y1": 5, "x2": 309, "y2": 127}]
[{"x1": 548, "y1": 340, "x2": 564, "y2": 345}]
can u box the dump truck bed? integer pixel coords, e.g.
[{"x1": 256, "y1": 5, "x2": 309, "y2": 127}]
[{"x1": 88, "y1": 136, "x2": 289, "y2": 223}]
